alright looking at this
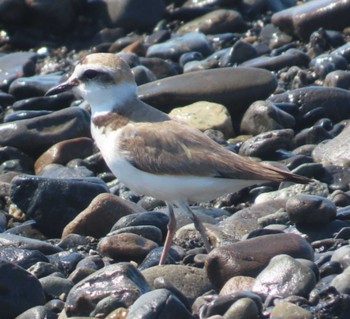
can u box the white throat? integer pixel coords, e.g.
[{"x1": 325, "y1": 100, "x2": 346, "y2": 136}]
[{"x1": 75, "y1": 81, "x2": 137, "y2": 118}]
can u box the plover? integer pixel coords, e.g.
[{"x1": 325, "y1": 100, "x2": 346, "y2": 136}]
[{"x1": 46, "y1": 53, "x2": 311, "y2": 265}]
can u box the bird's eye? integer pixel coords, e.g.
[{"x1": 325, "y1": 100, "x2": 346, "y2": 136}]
[{"x1": 82, "y1": 69, "x2": 99, "y2": 80}]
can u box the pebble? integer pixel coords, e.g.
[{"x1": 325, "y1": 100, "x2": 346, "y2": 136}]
[
  {"x1": 270, "y1": 300, "x2": 313, "y2": 319},
  {"x1": 238, "y1": 128, "x2": 294, "y2": 158},
  {"x1": 220, "y1": 276, "x2": 256, "y2": 295},
  {"x1": 138, "y1": 67, "x2": 277, "y2": 114},
  {"x1": 286, "y1": 194, "x2": 336, "y2": 225},
  {"x1": 222, "y1": 297, "x2": 260, "y2": 319},
  {"x1": 15, "y1": 305, "x2": 58, "y2": 319},
  {"x1": 10, "y1": 175, "x2": 109, "y2": 237},
  {"x1": 34, "y1": 137, "x2": 94, "y2": 174},
  {"x1": 271, "y1": 0, "x2": 350, "y2": 40},
  {"x1": 142, "y1": 264, "x2": 213, "y2": 303},
  {"x1": 126, "y1": 288, "x2": 193, "y2": 319},
  {"x1": 98, "y1": 232, "x2": 158, "y2": 262},
  {"x1": 169, "y1": 101, "x2": 233, "y2": 138},
  {"x1": 0, "y1": 260, "x2": 45, "y2": 318},
  {"x1": 62, "y1": 193, "x2": 143, "y2": 238},
  {"x1": 65, "y1": 263, "x2": 150, "y2": 317},
  {"x1": 240, "y1": 100, "x2": 295, "y2": 135},
  {"x1": 176, "y1": 9, "x2": 246, "y2": 34},
  {"x1": 252, "y1": 254, "x2": 316, "y2": 298},
  {"x1": 205, "y1": 233, "x2": 314, "y2": 288},
  {"x1": 0, "y1": 107, "x2": 91, "y2": 157}
]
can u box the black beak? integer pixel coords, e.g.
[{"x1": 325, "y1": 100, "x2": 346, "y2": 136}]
[{"x1": 45, "y1": 79, "x2": 79, "y2": 96}]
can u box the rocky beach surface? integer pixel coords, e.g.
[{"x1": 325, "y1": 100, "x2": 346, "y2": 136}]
[{"x1": 1, "y1": 0, "x2": 350, "y2": 318}]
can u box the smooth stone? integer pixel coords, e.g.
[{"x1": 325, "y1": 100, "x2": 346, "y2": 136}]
[
  {"x1": 240, "y1": 100, "x2": 295, "y2": 135},
  {"x1": 146, "y1": 32, "x2": 213, "y2": 61},
  {"x1": 241, "y1": 48, "x2": 310, "y2": 70},
  {"x1": 0, "y1": 233, "x2": 62, "y2": 254},
  {"x1": 331, "y1": 245, "x2": 350, "y2": 269},
  {"x1": 270, "y1": 300, "x2": 313, "y2": 319},
  {"x1": 48, "y1": 251, "x2": 84, "y2": 275},
  {"x1": 63, "y1": 193, "x2": 143, "y2": 238},
  {"x1": 0, "y1": 52, "x2": 36, "y2": 90},
  {"x1": 131, "y1": 65, "x2": 157, "y2": 85},
  {"x1": 126, "y1": 288, "x2": 192, "y2": 319},
  {"x1": 4, "y1": 110, "x2": 52, "y2": 122},
  {"x1": 0, "y1": 146, "x2": 34, "y2": 173},
  {"x1": 272, "y1": 0, "x2": 350, "y2": 40},
  {"x1": 255, "y1": 181, "x2": 329, "y2": 204},
  {"x1": 39, "y1": 275, "x2": 74, "y2": 299},
  {"x1": 9, "y1": 74, "x2": 62, "y2": 99},
  {"x1": 142, "y1": 264, "x2": 213, "y2": 303},
  {"x1": 216, "y1": 200, "x2": 286, "y2": 240},
  {"x1": 86, "y1": 0, "x2": 165, "y2": 30},
  {"x1": 0, "y1": 247, "x2": 48, "y2": 269},
  {"x1": 28, "y1": 261, "x2": 61, "y2": 279},
  {"x1": 169, "y1": 101, "x2": 233, "y2": 138},
  {"x1": 324, "y1": 70, "x2": 350, "y2": 89},
  {"x1": 238, "y1": 129, "x2": 294, "y2": 158},
  {"x1": 65, "y1": 263, "x2": 150, "y2": 317},
  {"x1": 97, "y1": 233, "x2": 158, "y2": 262},
  {"x1": 220, "y1": 276, "x2": 256, "y2": 295},
  {"x1": 139, "y1": 57, "x2": 179, "y2": 79},
  {"x1": 35, "y1": 137, "x2": 94, "y2": 174},
  {"x1": 110, "y1": 225, "x2": 163, "y2": 245},
  {"x1": 111, "y1": 211, "x2": 169, "y2": 238},
  {"x1": 286, "y1": 194, "x2": 336, "y2": 225},
  {"x1": 177, "y1": 9, "x2": 246, "y2": 34},
  {"x1": 269, "y1": 86, "x2": 350, "y2": 123},
  {"x1": 10, "y1": 175, "x2": 109, "y2": 237},
  {"x1": 223, "y1": 297, "x2": 260, "y2": 319},
  {"x1": 15, "y1": 305, "x2": 58, "y2": 319},
  {"x1": 312, "y1": 123, "x2": 350, "y2": 166},
  {"x1": 298, "y1": 220, "x2": 349, "y2": 242},
  {"x1": 0, "y1": 260, "x2": 45, "y2": 318},
  {"x1": 221, "y1": 40, "x2": 258, "y2": 66},
  {"x1": 330, "y1": 267, "x2": 350, "y2": 295},
  {"x1": 138, "y1": 67, "x2": 277, "y2": 114},
  {"x1": 252, "y1": 255, "x2": 316, "y2": 298},
  {"x1": 205, "y1": 233, "x2": 314, "y2": 288},
  {"x1": 0, "y1": 107, "x2": 91, "y2": 157}
]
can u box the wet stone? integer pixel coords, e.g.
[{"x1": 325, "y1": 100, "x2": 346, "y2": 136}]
[
  {"x1": 131, "y1": 65, "x2": 157, "y2": 85},
  {"x1": 10, "y1": 175, "x2": 109, "y2": 237},
  {"x1": 0, "y1": 107, "x2": 91, "y2": 157},
  {"x1": 0, "y1": 247, "x2": 48, "y2": 269},
  {"x1": 110, "y1": 225, "x2": 163, "y2": 245},
  {"x1": 138, "y1": 67, "x2": 277, "y2": 114},
  {"x1": 176, "y1": 9, "x2": 246, "y2": 34},
  {"x1": 240, "y1": 100, "x2": 295, "y2": 135},
  {"x1": 324, "y1": 70, "x2": 350, "y2": 89},
  {"x1": 14, "y1": 305, "x2": 58, "y2": 319},
  {"x1": 126, "y1": 288, "x2": 192, "y2": 319},
  {"x1": 8, "y1": 74, "x2": 62, "y2": 99},
  {"x1": 205, "y1": 233, "x2": 313, "y2": 289},
  {"x1": 28, "y1": 261, "x2": 61, "y2": 279},
  {"x1": 270, "y1": 300, "x2": 313, "y2": 319},
  {"x1": 146, "y1": 32, "x2": 213, "y2": 61},
  {"x1": 37, "y1": 163, "x2": 94, "y2": 179},
  {"x1": 0, "y1": 260, "x2": 45, "y2": 318},
  {"x1": 272, "y1": 0, "x2": 350, "y2": 40},
  {"x1": 34, "y1": 137, "x2": 95, "y2": 174},
  {"x1": 142, "y1": 264, "x2": 213, "y2": 303},
  {"x1": 220, "y1": 276, "x2": 256, "y2": 296},
  {"x1": 252, "y1": 255, "x2": 316, "y2": 298},
  {"x1": 97, "y1": 233, "x2": 158, "y2": 262},
  {"x1": 330, "y1": 266, "x2": 350, "y2": 295},
  {"x1": 63, "y1": 193, "x2": 143, "y2": 238},
  {"x1": 65, "y1": 262, "x2": 150, "y2": 317},
  {"x1": 238, "y1": 129, "x2": 294, "y2": 158},
  {"x1": 222, "y1": 297, "x2": 260, "y2": 319},
  {"x1": 0, "y1": 233, "x2": 62, "y2": 254}
]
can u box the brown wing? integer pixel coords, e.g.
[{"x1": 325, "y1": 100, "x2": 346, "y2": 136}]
[{"x1": 118, "y1": 120, "x2": 311, "y2": 183}]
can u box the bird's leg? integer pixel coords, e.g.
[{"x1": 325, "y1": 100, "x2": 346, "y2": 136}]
[
  {"x1": 176, "y1": 201, "x2": 212, "y2": 253},
  {"x1": 159, "y1": 202, "x2": 176, "y2": 265}
]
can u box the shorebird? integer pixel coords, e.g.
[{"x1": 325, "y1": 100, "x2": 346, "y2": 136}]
[{"x1": 46, "y1": 53, "x2": 311, "y2": 265}]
